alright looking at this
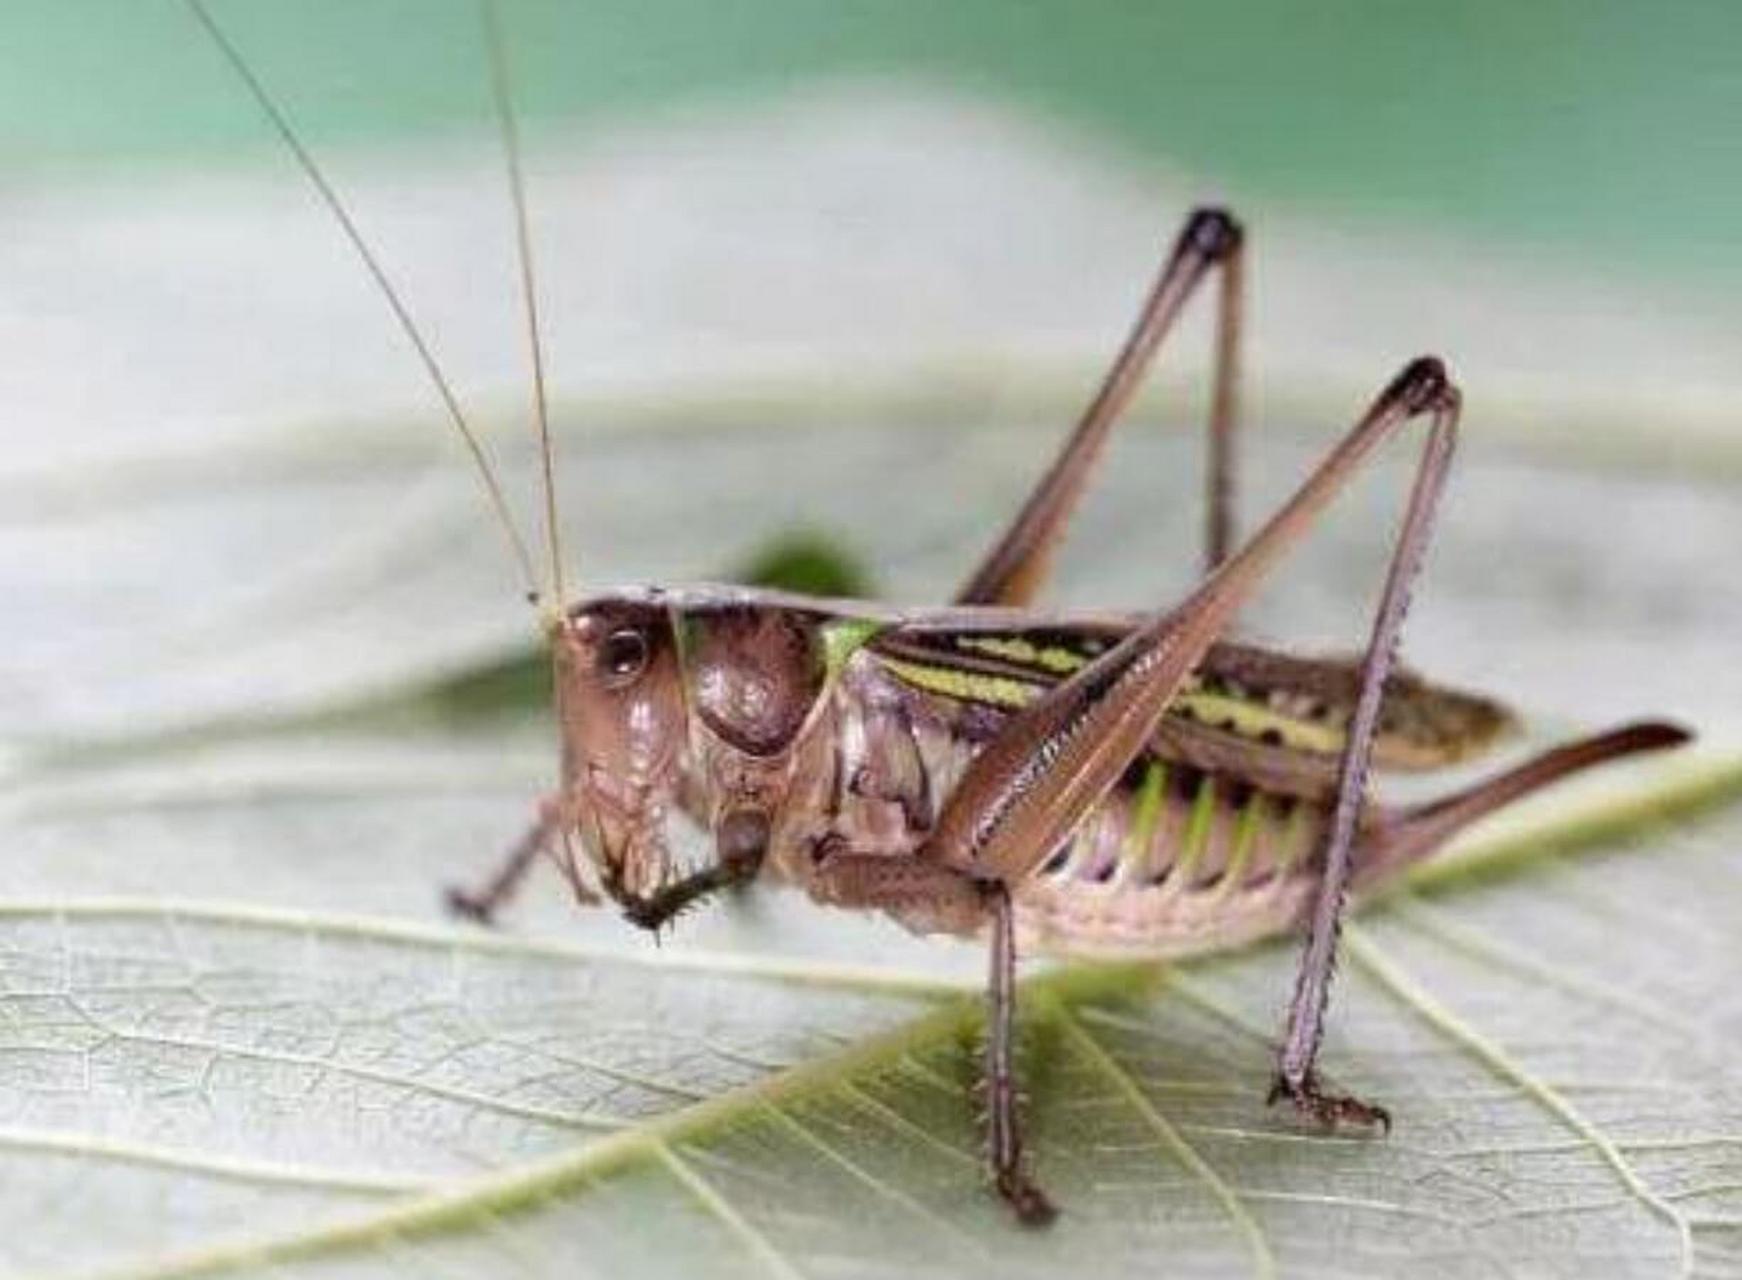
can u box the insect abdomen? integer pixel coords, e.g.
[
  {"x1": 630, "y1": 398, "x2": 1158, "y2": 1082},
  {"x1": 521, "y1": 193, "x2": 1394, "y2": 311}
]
[
  {"x1": 1045, "y1": 760, "x2": 1315, "y2": 890},
  {"x1": 1009, "y1": 757, "x2": 1337, "y2": 958}
]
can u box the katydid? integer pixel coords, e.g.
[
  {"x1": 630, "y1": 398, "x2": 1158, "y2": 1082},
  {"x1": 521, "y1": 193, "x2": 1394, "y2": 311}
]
[{"x1": 191, "y1": 1, "x2": 1692, "y2": 1224}]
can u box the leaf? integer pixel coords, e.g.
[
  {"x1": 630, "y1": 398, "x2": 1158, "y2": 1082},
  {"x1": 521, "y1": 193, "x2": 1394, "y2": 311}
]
[
  {"x1": 0, "y1": 902, "x2": 948, "y2": 1274},
  {"x1": 3, "y1": 516, "x2": 1737, "y2": 1280},
  {"x1": 3, "y1": 75, "x2": 1742, "y2": 1280},
  {"x1": 0, "y1": 757, "x2": 1735, "y2": 1280}
]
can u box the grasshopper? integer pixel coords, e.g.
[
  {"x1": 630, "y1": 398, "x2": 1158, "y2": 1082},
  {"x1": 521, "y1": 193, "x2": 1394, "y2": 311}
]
[{"x1": 193, "y1": 1, "x2": 1691, "y2": 1224}]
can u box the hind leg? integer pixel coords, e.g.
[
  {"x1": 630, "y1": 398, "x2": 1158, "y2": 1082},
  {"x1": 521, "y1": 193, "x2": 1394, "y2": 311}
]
[{"x1": 956, "y1": 207, "x2": 1247, "y2": 607}]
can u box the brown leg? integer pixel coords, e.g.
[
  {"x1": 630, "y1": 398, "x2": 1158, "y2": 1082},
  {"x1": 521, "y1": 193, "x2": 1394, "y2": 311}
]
[
  {"x1": 1205, "y1": 232, "x2": 1243, "y2": 572},
  {"x1": 985, "y1": 883, "x2": 1055, "y2": 1224},
  {"x1": 450, "y1": 804, "x2": 771, "y2": 934},
  {"x1": 605, "y1": 852, "x2": 763, "y2": 935},
  {"x1": 1268, "y1": 378, "x2": 1462, "y2": 1129},
  {"x1": 445, "y1": 796, "x2": 567, "y2": 924},
  {"x1": 806, "y1": 852, "x2": 1053, "y2": 1221},
  {"x1": 601, "y1": 809, "x2": 773, "y2": 934},
  {"x1": 927, "y1": 358, "x2": 1460, "y2": 1128},
  {"x1": 929, "y1": 357, "x2": 1465, "y2": 1148},
  {"x1": 956, "y1": 207, "x2": 1246, "y2": 607},
  {"x1": 806, "y1": 850, "x2": 988, "y2": 931}
]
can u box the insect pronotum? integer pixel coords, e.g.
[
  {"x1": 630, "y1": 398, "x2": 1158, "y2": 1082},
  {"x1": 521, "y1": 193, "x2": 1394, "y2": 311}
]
[{"x1": 190, "y1": 0, "x2": 1693, "y2": 1224}]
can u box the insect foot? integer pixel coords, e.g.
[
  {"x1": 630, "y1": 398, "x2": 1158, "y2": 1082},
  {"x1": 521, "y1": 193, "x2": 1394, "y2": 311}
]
[
  {"x1": 442, "y1": 886, "x2": 501, "y2": 927},
  {"x1": 612, "y1": 877, "x2": 692, "y2": 936},
  {"x1": 1268, "y1": 1071, "x2": 1392, "y2": 1134},
  {"x1": 618, "y1": 897, "x2": 669, "y2": 933},
  {"x1": 997, "y1": 1167, "x2": 1058, "y2": 1228}
]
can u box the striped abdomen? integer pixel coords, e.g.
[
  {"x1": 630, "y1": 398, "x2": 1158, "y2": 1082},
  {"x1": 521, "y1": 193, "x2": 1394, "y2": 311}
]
[{"x1": 1010, "y1": 755, "x2": 1347, "y2": 958}]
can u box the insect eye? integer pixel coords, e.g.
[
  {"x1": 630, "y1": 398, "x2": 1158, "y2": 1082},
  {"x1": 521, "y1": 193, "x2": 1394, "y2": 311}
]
[{"x1": 598, "y1": 627, "x2": 650, "y2": 684}]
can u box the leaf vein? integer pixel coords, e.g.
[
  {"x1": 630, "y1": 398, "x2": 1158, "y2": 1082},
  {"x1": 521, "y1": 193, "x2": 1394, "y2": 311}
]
[
  {"x1": 656, "y1": 1140, "x2": 809, "y2": 1280},
  {"x1": 1053, "y1": 1002, "x2": 1277, "y2": 1280},
  {"x1": 1345, "y1": 924, "x2": 1696, "y2": 1278}
]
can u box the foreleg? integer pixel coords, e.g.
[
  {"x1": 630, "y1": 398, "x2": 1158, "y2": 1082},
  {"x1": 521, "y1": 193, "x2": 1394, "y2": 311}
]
[{"x1": 445, "y1": 795, "x2": 581, "y2": 924}]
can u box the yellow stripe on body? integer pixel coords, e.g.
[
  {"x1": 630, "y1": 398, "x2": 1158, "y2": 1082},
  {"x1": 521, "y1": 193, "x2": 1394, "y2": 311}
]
[
  {"x1": 1171, "y1": 689, "x2": 1345, "y2": 755},
  {"x1": 953, "y1": 635, "x2": 1093, "y2": 674},
  {"x1": 875, "y1": 654, "x2": 1041, "y2": 711},
  {"x1": 945, "y1": 636, "x2": 1346, "y2": 756},
  {"x1": 921, "y1": 635, "x2": 1348, "y2": 759}
]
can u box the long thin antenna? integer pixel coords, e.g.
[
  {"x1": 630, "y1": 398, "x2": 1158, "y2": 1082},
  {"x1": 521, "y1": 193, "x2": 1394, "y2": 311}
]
[
  {"x1": 185, "y1": 0, "x2": 544, "y2": 606},
  {"x1": 480, "y1": 0, "x2": 568, "y2": 617}
]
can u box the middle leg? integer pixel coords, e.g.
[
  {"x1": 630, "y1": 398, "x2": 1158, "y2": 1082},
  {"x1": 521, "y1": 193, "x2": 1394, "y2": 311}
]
[
  {"x1": 806, "y1": 851, "x2": 1050, "y2": 1220},
  {"x1": 985, "y1": 881, "x2": 1055, "y2": 1224}
]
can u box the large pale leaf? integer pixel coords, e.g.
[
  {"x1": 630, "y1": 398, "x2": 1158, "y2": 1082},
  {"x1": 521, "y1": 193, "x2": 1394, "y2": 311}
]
[{"x1": 2, "y1": 757, "x2": 1737, "y2": 1279}]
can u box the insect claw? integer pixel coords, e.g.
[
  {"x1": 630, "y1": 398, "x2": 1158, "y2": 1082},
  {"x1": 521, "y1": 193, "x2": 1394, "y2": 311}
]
[
  {"x1": 442, "y1": 885, "x2": 498, "y2": 927},
  {"x1": 1268, "y1": 1072, "x2": 1391, "y2": 1134},
  {"x1": 996, "y1": 1169, "x2": 1058, "y2": 1227},
  {"x1": 620, "y1": 900, "x2": 663, "y2": 932}
]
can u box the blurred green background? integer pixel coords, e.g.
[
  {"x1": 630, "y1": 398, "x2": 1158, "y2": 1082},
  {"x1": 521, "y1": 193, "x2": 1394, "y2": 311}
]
[{"x1": 6, "y1": 0, "x2": 1740, "y2": 293}]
